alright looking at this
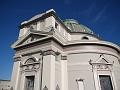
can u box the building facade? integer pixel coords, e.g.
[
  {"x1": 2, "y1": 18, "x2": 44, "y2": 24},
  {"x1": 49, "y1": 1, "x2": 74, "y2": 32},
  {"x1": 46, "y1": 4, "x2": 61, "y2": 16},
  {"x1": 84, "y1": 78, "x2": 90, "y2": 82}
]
[
  {"x1": 11, "y1": 9, "x2": 120, "y2": 90},
  {"x1": 0, "y1": 80, "x2": 11, "y2": 90}
]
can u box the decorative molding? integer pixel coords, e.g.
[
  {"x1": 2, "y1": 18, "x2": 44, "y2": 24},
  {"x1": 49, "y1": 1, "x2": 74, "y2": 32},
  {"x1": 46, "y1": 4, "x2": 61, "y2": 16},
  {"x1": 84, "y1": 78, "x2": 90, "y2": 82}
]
[
  {"x1": 89, "y1": 54, "x2": 113, "y2": 71},
  {"x1": 22, "y1": 50, "x2": 59, "y2": 57},
  {"x1": 21, "y1": 62, "x2": 40, "y2": 73},
  {"x1": 61, "y1": 55, "x2": 67, "y2": 60},
  {"x1": 43, "y1": 50, "x2": 56, "y2": 56},
  {"x1": 14, "y1": 56, "x2": 21, "y2": 62},
  {"x1": 92, "y1": 64, "x2": 112, "y2": 71},
  {"x1": 22, "y1": 51, "x2": 42, "y2": 56}
]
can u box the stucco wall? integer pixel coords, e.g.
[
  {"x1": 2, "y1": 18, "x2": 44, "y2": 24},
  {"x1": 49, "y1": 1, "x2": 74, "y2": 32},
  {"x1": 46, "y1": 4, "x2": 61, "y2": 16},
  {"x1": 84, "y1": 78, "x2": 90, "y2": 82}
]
[
  {"x1": 67, "y1": 52, "x2": 120, "y2": 90},
  {"x1": 0, "y1": 80, "x2": 11, "y2": 90}
]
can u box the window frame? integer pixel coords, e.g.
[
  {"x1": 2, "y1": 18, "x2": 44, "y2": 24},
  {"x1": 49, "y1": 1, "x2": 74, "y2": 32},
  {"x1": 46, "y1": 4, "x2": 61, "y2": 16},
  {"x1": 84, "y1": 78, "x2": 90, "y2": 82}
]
[
  {"x1": 99, "y1": 75, "x2": 113, "y2": 90},
  {"x1": 25, "y1": 76, "x2": 35, "y2": 90},
  {"x1": 97, "y1": 72, "x2": 115, "y2": 90}
]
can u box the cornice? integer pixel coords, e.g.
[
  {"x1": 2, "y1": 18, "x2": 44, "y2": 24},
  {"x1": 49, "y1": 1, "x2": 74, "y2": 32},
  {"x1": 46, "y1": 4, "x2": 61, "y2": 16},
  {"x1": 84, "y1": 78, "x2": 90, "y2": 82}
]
[{"x1": 12, "y1": 31, "x2": 120, "y2": 54}]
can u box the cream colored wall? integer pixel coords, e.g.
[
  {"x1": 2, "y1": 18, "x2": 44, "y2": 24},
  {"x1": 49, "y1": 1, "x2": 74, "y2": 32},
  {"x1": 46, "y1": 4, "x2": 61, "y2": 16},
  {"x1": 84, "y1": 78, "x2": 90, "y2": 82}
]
[
  {"x1": 15, "y1": 41, "x2": 52, "y2": 55},
  {"x1": 0, "y1": 80, "x2": 11, "y2": 90},
  {"x1": 64, "y1": 45, "x2": 119, "y2": 57},
  {"x1": 68, "y1": 66, "x2": 95, "y2": 90},
  {"x1": 71, "y1": 33, "x2": 99, "y2": 41},
  {"x1": 42, "y1": 55, "x2": 55, "y2": 90},
  {"x1": 67, "y1": 50, "x2": 120, "y2": 90},
  {"x1": 54, "y1": 20, "x2": 71, "y2": 41}
]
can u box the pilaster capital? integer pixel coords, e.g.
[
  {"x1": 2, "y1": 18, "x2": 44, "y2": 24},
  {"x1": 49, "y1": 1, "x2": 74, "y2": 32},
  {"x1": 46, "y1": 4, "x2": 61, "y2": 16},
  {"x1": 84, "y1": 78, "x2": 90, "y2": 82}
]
[
  {"x1": 61, "y1": 55, "x2": 67, "y2": 60},
  {"x1": 41, "y1": 50, "x2": 60, "y2": 56},
  {"x1": 43, "y1": 50, "x2": 56, "y2": 56},
  {"x1": 13, "y1": 55, "x2": 22, "y2": 62}
]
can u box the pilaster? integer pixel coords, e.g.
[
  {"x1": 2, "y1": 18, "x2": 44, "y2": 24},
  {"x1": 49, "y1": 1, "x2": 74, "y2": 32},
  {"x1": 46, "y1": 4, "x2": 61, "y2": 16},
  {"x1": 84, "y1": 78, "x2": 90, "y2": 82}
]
[
  {"x1": 11, "y1": 56, "x2": 21, "y2": 90},
  {"x1": 42, "y1": 50, "x2": 56, "y2": 90},
  {"x1": 61, "y1": 55, "x2": 68, "y2": 90}
]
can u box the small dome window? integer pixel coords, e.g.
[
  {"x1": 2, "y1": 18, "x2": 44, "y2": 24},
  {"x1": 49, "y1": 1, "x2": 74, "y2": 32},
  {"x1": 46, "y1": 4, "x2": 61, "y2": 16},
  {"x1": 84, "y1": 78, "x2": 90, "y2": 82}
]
[{"x1": 82, "y1": 36, "x2": 89, "y2": 40}]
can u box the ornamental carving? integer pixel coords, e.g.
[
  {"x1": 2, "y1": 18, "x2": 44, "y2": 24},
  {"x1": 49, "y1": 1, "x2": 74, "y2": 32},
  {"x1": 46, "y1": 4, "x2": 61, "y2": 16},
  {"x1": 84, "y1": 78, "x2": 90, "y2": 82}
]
[
  {"x1": 92, "y1": 64, "x2": 112, "y2": 71},
  {"x1": 21, "y1": 63, "x2": 40, "y2": 73},
  {"x1": 89, "y1": 54, "x2": 113, "y2": 71},
  {"x1": 21, "y1": 57, "x2": 40, "y2": 73},
  {"x1": 43, "y1": 50, "x2": 56, "y2": 56}
]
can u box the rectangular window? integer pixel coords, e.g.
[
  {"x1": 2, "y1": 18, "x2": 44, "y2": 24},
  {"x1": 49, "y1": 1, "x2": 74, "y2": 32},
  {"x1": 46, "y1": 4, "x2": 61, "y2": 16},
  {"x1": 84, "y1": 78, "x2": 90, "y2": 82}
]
[
  {"x1": 55, "y1": 22, "x2": 58, "y2": 29},
  {"x1": 99, "y1": 75, "x2": 113, "y2": 90},
  {"x1": 25, "y1": 76, "x2": 35, "y2": 90},
  {"x1": 76, "y1": 79, "x2": 84, "y2": 90}
]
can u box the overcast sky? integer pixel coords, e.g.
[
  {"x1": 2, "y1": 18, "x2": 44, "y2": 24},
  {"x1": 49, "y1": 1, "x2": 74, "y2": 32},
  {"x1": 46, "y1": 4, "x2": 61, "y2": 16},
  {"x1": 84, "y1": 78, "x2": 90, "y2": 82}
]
[{"x1": 0, "y1": 0, "x2": 120, "y2": 80}]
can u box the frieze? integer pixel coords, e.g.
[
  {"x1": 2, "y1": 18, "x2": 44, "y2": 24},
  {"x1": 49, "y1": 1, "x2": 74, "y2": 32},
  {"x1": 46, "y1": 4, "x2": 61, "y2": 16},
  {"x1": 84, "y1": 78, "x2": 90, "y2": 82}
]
[
  {"x1": 22, "y1": 50, "x2": 59, "y2": 57},
  {"x1": 21, "y1": 62, "x2": 40, "y2": 73},
  {"x1": 92, "y1": 64, "x2": 112, "y2": 71}
]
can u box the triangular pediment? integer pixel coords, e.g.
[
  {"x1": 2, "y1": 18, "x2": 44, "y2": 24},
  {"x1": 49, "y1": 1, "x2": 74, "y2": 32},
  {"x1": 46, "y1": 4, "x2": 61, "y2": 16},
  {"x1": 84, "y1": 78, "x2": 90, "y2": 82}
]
[
  {"x1": 11, "y1": 31, "x2": 50, "y2": 48},
  {"x1": 11, "y1": 27, "x2": 56, "y2": 48},
  {"x1": 90, "y1": 54, "x2": 113, "y2": 65},
  {"x1": 17, "y1": 34, "x2": 46, "y2": 46},
  {"x1": 96, "y1": 55, "x2": 109, "y2": 64}
]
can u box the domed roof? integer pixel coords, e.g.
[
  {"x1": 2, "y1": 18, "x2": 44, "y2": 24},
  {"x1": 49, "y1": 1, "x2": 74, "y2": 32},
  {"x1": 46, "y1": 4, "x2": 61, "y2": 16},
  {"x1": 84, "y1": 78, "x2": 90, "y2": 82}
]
[{"x1": 63, "y1": 19, "x2": 94, "y2": 34}]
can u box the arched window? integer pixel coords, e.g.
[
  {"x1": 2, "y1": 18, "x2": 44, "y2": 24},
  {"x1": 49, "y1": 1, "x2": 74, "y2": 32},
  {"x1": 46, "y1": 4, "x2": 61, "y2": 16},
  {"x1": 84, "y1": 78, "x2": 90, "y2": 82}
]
[
  {"x1": 25, "y1": 58, "x2": 36, "y2": 64},
  {"x1": 82, "y1": 36, "x2": 89, "y2": 40}
]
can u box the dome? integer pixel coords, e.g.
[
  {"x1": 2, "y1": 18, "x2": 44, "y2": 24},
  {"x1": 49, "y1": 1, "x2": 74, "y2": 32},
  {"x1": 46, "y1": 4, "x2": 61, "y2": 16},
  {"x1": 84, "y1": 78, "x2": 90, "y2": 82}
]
[{"x1": 63, "y1": 19, "x2": 94, "y2": 34}]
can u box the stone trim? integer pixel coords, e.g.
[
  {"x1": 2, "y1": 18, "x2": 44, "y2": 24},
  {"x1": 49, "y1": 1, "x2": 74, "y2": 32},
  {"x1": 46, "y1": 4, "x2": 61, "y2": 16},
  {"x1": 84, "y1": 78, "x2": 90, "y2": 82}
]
[
  {"x1": 21, "y1": 62, "x2": 40, "y2": 73},
  {"x1": 22, "y1": 51, "x2": 42, "y2": 56},
  {"x1": 61, "y1": 55, "x2": 67, "y2": 60},
  {"x1": 43, "y1": 50, "x2": 56, "y2": 56},
  {"x1": 21, "y1": 50, "x2": 59, "y2": 57},
  {"x1": 76, "y1": 78, "x2": 84, "y2": 81},
  {"x1": 14, "y1": 56, "x2": 21, "y2": 62}
]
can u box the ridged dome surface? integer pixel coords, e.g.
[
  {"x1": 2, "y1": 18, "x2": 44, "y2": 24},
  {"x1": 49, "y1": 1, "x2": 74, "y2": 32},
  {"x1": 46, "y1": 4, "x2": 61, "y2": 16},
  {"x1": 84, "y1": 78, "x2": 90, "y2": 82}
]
[{"x1": 63, "y1": 19, "x2": 94, "y2": 34}]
